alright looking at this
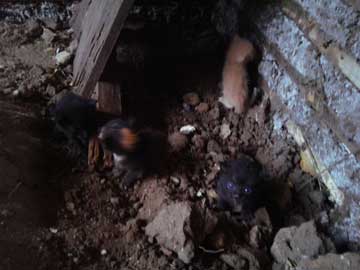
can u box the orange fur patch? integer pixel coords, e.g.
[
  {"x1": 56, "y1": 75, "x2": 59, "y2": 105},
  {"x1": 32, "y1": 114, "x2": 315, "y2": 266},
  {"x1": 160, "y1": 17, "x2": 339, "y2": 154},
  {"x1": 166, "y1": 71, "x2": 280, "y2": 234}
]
[{"x1": 119, "y1": 128, "x2": 138, "y2": 151}]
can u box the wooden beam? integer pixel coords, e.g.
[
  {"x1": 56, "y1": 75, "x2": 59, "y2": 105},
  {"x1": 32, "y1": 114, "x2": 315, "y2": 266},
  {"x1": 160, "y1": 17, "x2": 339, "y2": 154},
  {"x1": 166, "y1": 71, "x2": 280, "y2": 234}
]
[
  {"x1": 73, "y1": 0, "x2": 135, "y2": 98},
  {"x1": 95, "y1": 81, "x2": 122, "y2": 115},
  {"x1": 70, "y1": 0, "x2": 92, "y2": 40}
]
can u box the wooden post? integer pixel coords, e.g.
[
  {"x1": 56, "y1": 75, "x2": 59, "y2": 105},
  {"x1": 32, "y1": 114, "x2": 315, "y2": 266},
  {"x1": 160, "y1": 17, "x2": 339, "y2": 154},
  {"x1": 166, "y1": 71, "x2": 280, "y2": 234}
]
[
  {"x1": 95, "y1": 81, "x2": 122, "y2": 115},
  {"x1": 72, "y1": 0, "x2": 135, "y2": 98}
]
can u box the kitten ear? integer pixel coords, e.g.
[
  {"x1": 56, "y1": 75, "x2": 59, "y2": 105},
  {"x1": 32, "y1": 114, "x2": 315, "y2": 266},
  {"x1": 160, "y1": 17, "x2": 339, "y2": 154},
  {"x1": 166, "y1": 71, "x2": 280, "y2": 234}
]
[{"x1": 119, "y1": 128, "x2": 138, "y2": 151}]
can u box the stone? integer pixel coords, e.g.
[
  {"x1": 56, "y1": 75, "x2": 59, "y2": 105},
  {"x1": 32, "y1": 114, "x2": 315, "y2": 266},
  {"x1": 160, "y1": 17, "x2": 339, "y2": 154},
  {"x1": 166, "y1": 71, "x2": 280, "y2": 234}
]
[
  {"x1": 168, "y1": 132, "x2": 188, "y2": 151},
  {"x1": 220, "y1": 123, "x2": 232, "y2": 140},
  {"x1": 220, "y1": 249, "x2": 260, "y2": 270},
  {"x1": 180, "y1": 125, "x2": 196, "y2": 135},
  {"x1": 45, "y1": 85, "x2": 56, "y2": 96},
  {"x1": 271, "y1": 221, "x2": 327, "y2": 265},
  {"x1": 55, "y1": 51, "x2": 72, "y2": 66},
  {"x1": 26, "y1": 20, "x2": 43, "y2": 38},
  {"x1": 42, "y1": 17, "x2": 61, "y2": 31},
  {"x1": 296, "y1": 252, "x2": 360, "y2": 270},
  {"x1": 195, "y1": 102, "x2": 209, "y2": 113},
  {"x1": 42, "y1": 28, "x2": 56, "y2": 44},
  {"x1": 145, "y1": 202, "x2": 195, "y2": 264}
]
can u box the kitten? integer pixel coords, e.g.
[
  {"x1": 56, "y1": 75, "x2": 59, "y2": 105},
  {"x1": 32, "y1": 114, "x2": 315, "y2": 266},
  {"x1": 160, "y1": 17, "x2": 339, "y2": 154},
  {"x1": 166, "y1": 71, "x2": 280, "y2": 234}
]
[{"x1": 219, "y1": 35, "x2": 256, "y2": 114}]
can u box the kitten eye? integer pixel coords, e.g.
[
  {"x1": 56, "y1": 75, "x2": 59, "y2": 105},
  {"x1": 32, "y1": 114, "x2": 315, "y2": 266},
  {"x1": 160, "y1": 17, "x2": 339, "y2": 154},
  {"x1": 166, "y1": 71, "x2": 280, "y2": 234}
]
[
  {"x1": 243, "y1": 186, "x2": 252, "y2": 194},
  {"x1": 226, "y1": 182, "x2": 236, "y2": 191}
]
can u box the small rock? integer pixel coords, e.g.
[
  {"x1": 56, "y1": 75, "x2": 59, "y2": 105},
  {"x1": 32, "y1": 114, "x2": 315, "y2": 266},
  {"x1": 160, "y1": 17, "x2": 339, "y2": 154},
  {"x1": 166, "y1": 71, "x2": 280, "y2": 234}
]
[
  {"x1": 297, "y1": 253, "x2": 360, "y2": 270},
  {"x1": 207, "y1": 189, "x2": 218, "y2": 199},
  {"x1": 100, "y1": 249, "x2": 107, "y2": 256},
  {"x1": 209, "y1": 106, "x2": 220, "y2": 120},
  {"x1": 55, "y1": 51, "x2": 72, "y2": 66},
  {"x1": 170, "y1": 176, "x2": 181, "y2": 185},
  {"x1": 207, "y1": 140, "x2": 221, "y2": 153},
  {"x1": 168, "y1": 132, "x2": 188, "y2": 151},
  {"x1": 66, "y1": 202, "x2": 75, "y2": 212},
  {"x1": 42, "y1": 28, "x2": 56, "y2": 44},
  {"x1": 183, "y1": 92, "x2": 200, "y2": 106},
  {"x1": 49, "y1": 227, "x2": 58, "y2": 234},
  {"x1": 46, "y1": 84, "x2": 56, "y2": 96},
  {"x1": 196, "y1": 190, "x2": 204, "y2": 198},
  {"x1": 195, "y1": 102, "x2": 209, "y2": 113},
  {"x1": 220, "y1": 254, "x2": 246, "y2": 269},
  {"x1": 145, "y1": 202, "x2": 195, "y2": 264},
  {"x1": 271, "y1": 221, "x2": 328, "y2": 265},
  {"x1": 12, "y1": 90, "x2": 20, "y2": 96},
  {"x1": 191, "y1": 135, "x2": 205, "y2": 150},
  {"x1": 255, "y1": 208, "x2": 272, "y2": 228},
  {"x1": 67, "y1": 40, "x2": 78, "y2": 55},
  {"x1": 27, "y1": 20, "x2": 43, "y2": 38},
  {"x1": 42, "y1": 17, "x2": 61, "y2": 31},
  {"x1": 220, "y1": 123, "x2": 231, "y2": 139},
  {"x1": 110, "y1": 197, "x2": 119, "y2": 205},
  {"x1": 180, "y1": 125, "x2": 196, "y2": 135},
  {"x1": 2, "y1": 88, "x2": 12, "y2": 95},
  {"x1": 188, "y1": 187, "x2": 195, "y2": 199}
]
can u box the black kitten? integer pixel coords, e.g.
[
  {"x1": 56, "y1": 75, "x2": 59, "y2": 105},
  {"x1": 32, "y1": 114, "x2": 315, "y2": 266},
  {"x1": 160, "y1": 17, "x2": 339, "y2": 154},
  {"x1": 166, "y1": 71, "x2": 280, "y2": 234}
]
[
  {"x1": 98, "y1": 119, "x2": 168, "y2": 187},
  {"x1": 216, "y1": 155, "x2": 264, "y2": 214}
]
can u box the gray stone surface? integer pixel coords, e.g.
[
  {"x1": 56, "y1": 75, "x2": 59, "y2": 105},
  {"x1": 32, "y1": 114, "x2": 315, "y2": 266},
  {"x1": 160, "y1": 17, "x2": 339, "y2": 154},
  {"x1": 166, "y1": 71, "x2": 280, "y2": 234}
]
[
  {"x1": 256, "y1": 4, "x2": 360, "y2": 247},
  {"x1": 294, "y1": 0, "x2": 360, "y2": 62},
  {"x1": 258, "y1": 7, "x2": 322, "y2": 81},
  {"x1": 319, "y1": 55, "x2": 360, "y2": 145}
]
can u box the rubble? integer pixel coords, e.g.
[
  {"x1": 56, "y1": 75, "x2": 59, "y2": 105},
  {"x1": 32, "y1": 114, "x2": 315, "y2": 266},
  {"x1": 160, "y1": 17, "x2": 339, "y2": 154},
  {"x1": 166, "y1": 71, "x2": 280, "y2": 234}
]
[{"x1": 145, "y1": 202, "x2": 195, "y2": 264}]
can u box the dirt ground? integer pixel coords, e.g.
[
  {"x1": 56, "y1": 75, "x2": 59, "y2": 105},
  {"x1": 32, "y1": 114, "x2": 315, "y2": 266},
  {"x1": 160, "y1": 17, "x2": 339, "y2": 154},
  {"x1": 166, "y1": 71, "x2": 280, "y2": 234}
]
[{"x1": 0, "y1": 3, "x2": 357, "y2": 270}]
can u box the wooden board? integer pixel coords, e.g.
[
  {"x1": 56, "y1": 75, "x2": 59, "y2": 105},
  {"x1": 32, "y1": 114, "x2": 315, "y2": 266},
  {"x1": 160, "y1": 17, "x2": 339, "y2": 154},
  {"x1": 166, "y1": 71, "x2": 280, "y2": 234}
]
[
  {"x1": 73, "y1": 0, "x2": 134, "y2": 98},
  {"x1": 70, "y1": 0, "x2": 92, "y2": 40},
  {"x1": 96, "y1": 81, "x2": 122, "y2": 115}
]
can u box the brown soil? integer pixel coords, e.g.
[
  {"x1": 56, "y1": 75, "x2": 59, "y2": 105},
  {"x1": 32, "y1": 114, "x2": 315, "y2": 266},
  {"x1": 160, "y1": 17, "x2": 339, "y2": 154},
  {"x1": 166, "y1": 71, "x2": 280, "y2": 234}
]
[{"x1": 0, "y1": 15, "x2": 331, "y2": 270}]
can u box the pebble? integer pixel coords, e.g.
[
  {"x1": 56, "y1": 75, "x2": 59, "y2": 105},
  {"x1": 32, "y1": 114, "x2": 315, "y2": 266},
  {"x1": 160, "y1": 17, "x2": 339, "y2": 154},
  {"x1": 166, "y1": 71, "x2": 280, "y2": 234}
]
[
  {"x1": 46, "y1": 84, "x2": 56, "y2": 96},
  {"x1": 196, "y1": 190, "x2": 204, "y2": 198},
  {"x1": 42, "y1": 17, "x2": 61, "y2": 31},
  {"x1": 101, "y1": 249, "x2": 107, "y2": 256},
  {"x1": 170, "y1": 176, "x2": 181, "y2": 185},
  {"x1": 49, "y1": 227, "x2": 58, "y2": 234},
  {"x1": 27, "y1": 20, "x2": 43, "y2": 38},
  {"x1": 180, "y1": 125, "x2": 196, "y2": 135},
  {"x1": 220, "y1": 123, "x2": 232, "y2": 139},
  {"x1": 110, "y1": 197, "x2": 119, "y2": 205},
  {"x1": 209, "y1": 106, "x2": 220, "y2": 120},
  {"x1": 168, "y1": 132, "x2": 188, "y2": 151},
  {"x1": 2, "y1": 88, "x2": 12, "y2": 95},
  {"x1": 195, "y1": 102, "x2": 209, "y2": 113},
  {"x1": 12, "y1": 90, "x2": 20, "y2": 96},
  {"x1": 55, "y1": 50, "x2": 72, "y2": 66},
  {"x1": 183, "y1": 92, "x2": 200, "y2": 106}
]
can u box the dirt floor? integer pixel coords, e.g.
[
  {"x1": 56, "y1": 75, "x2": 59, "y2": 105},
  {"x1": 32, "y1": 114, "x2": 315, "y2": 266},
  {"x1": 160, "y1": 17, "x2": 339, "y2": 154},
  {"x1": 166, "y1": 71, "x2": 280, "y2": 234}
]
[{"x1": 0, "y1": 3, "x2": 358, "y2": 270}]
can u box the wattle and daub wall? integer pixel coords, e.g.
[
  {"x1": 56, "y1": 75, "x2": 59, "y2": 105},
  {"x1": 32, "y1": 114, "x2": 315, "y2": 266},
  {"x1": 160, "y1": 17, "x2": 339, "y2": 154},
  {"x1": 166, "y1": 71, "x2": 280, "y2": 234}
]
[{"x1": 248, "y1": 0, "x2": 360, "y2": 248}]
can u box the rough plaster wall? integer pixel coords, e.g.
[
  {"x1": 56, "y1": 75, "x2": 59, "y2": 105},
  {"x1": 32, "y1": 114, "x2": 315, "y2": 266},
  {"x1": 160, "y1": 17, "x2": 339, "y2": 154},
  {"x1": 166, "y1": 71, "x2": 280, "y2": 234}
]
[{"x1": 253, "y1": 0, "x2": 360, "y2": 248}]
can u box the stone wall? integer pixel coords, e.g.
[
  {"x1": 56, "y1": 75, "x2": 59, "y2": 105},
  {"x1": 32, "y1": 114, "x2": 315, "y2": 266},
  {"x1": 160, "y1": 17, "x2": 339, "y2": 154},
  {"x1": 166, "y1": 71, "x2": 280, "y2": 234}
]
[{"x1": 251, "y1": 0, "x2": 360, "y2": 249}]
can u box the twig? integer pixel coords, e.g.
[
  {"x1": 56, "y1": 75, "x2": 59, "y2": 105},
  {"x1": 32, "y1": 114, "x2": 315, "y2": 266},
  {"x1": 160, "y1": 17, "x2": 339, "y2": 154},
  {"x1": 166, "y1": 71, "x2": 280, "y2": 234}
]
[{"x1": 7, "y1": 181, "x2": 23, "y2": 200}]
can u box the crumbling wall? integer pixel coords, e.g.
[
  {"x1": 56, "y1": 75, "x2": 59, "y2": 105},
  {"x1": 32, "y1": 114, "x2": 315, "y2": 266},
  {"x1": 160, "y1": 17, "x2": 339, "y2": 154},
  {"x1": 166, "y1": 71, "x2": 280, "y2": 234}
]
[{"x1": 252, "y1": 0, "x2": 360, "y2": 249}]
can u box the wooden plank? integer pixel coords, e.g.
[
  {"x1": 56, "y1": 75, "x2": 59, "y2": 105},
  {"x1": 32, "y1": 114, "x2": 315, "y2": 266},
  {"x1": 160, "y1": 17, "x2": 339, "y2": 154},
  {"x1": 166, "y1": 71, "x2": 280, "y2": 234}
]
[
  {"x1": 73, "y1": 0, "x2": 135, "y2": 98},
  {"x1": 95, "y1": 81, "x2": 122, "y2": 115},
  {"x1": 70, "y1": 0, "x2": 92, "y2": 40}
]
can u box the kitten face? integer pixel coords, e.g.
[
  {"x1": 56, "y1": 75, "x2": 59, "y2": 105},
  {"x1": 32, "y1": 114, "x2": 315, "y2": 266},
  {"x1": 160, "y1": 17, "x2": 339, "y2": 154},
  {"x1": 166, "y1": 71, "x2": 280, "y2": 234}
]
[
  {"x1": 98, "y1": 119, "x2": 138, "y2": 155},
  {"x1": 216, "y1": 157, "x2": 263, "y2": 212}
]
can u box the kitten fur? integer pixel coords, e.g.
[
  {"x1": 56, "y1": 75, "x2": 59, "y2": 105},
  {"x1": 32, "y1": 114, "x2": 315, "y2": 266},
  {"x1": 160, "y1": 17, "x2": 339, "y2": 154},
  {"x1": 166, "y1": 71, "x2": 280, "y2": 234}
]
[{"x1": 220, "y1": 35, "x2": 255, "y2": 114}]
